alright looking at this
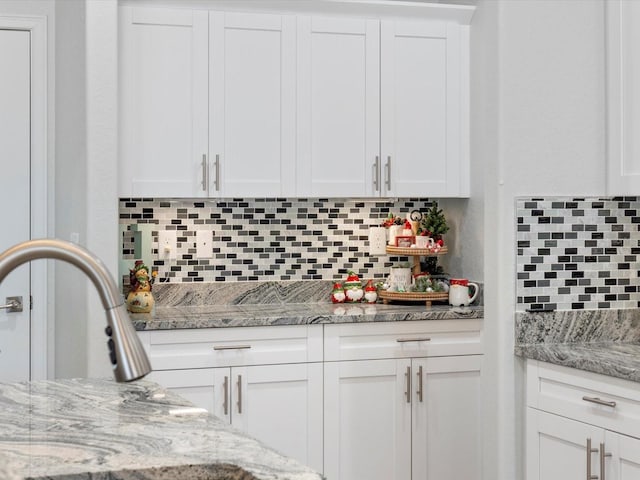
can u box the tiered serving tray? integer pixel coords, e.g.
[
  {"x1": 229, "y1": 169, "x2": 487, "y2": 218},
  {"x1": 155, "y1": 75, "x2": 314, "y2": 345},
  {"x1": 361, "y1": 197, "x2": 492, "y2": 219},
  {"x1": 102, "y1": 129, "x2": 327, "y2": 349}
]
[
  {"x1": 378, "y1": 290, "x2": 449, "y2": 308},
  {"x1": 380, "y1": 245, "x2": 450, "y2": 307}
]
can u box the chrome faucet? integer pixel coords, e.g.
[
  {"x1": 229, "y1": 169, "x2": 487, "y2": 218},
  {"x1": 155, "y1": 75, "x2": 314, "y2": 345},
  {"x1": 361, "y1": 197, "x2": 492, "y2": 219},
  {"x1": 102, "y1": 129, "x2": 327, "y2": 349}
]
[{"x1": 0, "y1": 239, "x2": 151, "y2": 382}]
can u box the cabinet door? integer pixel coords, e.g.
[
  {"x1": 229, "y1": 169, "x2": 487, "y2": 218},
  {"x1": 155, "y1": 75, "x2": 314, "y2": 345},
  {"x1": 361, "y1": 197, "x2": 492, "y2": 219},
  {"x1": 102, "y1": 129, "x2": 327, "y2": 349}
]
[
  {"x1": 119, "y1": 7, "x2": 208, "y2": 197},
  {"x1": 147, "y1": 368, "x2": 221, "y2": 415},
  {"x1": 412, "y1": 355, "x2": 482, "y2": 480},
  {"x1": 231, "y1": 363, "x2": 323, "y2": 474},
  {"x1": 297, "y1": 16, "x2": 380, "y2": 197},
  {"x1": 381, "y1": 20, "x2": 468, "y2": 197},
  {"x1": 606, "y1": 1, "x2": 640, "y2": 194},
  {"x1": 605, "y1": 431, "x2": 640, "y2": 480},
  {"x1": 324, "y1": 359, "x2": 411, "y2": 480},
  {"x1": 210, "y1": 12, "x2": 296, "y2": 197},
  {"x1": 526, "y1": 408, "x2": 604, "y2": 480}
]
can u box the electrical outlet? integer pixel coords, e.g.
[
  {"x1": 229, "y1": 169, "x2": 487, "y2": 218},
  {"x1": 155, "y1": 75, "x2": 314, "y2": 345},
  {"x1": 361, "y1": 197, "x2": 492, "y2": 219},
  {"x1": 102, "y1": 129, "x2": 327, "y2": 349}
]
[
  {"x1": 195, "y1": 230, "x2": 212, "y2": 258},
  {"x1": 157, "y1": 230, "x2": 177, "y2": 260}
]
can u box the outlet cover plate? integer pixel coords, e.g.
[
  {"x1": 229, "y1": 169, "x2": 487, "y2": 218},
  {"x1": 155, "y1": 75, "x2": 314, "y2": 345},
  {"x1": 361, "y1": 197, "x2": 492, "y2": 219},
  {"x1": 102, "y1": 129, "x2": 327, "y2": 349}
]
[{"x1": 196, "y1": 230, "x2": 212, "y2": 258}]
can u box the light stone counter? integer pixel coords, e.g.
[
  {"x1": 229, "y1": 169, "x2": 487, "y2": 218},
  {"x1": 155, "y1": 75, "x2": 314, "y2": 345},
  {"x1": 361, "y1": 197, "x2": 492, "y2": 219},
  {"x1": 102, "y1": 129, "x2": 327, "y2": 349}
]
[
  {"x1": 128, "y1": 280, "x2": 484, "y2": 330},
  {"x1": 130, "y1": 303, "x2": 484, "y2": 331},
  {"x1": 515, "y1": 309, "x2": 640, "y2": 383},
  {"x1": 0, "y1": 378, "x2": 323, "y2": 480}
]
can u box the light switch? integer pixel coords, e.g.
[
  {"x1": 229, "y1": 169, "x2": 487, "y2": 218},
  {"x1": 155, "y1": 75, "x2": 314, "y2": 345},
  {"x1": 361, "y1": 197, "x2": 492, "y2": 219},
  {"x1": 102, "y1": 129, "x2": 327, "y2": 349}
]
[
  {"x1": 158, "y1": 230, "x2": 177, "y2": 260},
  {"x1": 196, "y1": 230, "x2": 212, "y2": 258}
]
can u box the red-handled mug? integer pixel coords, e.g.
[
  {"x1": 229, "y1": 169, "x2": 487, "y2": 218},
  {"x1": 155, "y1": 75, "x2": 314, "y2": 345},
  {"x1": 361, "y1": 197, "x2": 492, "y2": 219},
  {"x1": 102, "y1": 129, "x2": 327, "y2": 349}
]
[{"x1": 448, "y1": 279, "x2": 479, "y2": 306}]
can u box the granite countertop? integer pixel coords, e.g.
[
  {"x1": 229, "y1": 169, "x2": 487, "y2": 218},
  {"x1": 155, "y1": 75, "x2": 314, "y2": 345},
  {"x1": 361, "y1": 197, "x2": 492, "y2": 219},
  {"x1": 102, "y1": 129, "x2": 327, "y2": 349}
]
[
  {"x1": 130, "y1": 303, "x2": 484, "y2": 331},
  {"x1": 515, "y1": 310, "x2": 640, "y2": 384},
  {"x1": 515, "y1": 343, "x2": 640, "y2": 383},
  {"x1": 0, "y1": 378, "x2": 322, "y2": 480}
]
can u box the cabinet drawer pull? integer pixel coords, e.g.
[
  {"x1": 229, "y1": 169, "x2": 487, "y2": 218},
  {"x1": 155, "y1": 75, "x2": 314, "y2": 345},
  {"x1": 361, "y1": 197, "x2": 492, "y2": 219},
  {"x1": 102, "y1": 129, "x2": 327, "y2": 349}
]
[
  {"x1": 582, "y1": 396, "x2": 617, "y2": 408},
  {"x1": 396, "y1": 337, "x2": 431, "y2": 343},
  {"x1": 213, "y1": 345, "x2": 252, "y2": 351},
  {"x1": 416, "y1": 365, "x2": 423, "y2": 403},
  {"x1": 404, "y1": 366, "x2": 411, "y2": 404},
  {"x1": 223, "y1": 375, "x2": 229, "y2": 416}
]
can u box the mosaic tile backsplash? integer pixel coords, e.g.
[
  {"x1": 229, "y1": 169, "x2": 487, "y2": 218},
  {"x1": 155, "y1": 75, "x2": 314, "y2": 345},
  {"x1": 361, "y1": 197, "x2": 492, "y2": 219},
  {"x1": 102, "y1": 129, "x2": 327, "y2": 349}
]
[
  {"x1": 517, "y1": 197, "x2": 640, "y2": 312},
  {"x1": 119, "y1": 198, "x2": 438, "y2": 283}
]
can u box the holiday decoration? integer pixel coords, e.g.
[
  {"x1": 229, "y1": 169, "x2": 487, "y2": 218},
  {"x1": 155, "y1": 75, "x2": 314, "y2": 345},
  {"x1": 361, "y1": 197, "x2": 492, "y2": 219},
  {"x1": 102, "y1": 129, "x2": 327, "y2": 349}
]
[{"x1": 126, "y1": 260, "x2": 157, "y2": 313}]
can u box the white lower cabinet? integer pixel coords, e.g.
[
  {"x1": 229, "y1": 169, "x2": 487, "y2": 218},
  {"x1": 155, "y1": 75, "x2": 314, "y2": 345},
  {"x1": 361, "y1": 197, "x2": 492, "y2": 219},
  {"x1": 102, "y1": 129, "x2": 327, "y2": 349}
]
[
  {"x1": 141, "y1": 319, "x2": 483, "y2": 479},
  {"x1": 324, "y1": 355, "x2": 482, "y2": 480},
  {"x1": 526, "y1": 360, "x2": 640, "y2": 480},
  {"x1": 140, "y1": 325, "x2": 323, "y2": 473},
  {"x1": 150, "y1": 363, "x2": 323, "y2": 473},
  {"x1": 323, "y1": 320, "x2": 483, "y2": 480}
]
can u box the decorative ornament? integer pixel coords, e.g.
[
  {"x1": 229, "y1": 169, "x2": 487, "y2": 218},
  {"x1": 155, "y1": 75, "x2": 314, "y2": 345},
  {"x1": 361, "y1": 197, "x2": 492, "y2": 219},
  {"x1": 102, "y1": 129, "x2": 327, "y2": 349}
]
[
  {"x1": 126, "y1": 260, "x2": 157, "y2": 313},
  {"x1": 364, "y1": 280, "x2": 378, "y2": 304},
  {"x1": 344, "y1": 271, "x2": 364, "y2": 303},
  {"x1": 331, "y1": 282, "x2": 346, "y2": 303}
]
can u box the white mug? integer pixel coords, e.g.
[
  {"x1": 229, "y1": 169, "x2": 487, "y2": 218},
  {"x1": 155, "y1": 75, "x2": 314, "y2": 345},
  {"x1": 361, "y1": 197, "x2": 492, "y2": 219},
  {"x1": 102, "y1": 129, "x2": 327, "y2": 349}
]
[
  {"x1": 448, "y1": 282, "x2": 479, "y2": 306},
  {"x1": 415, "y1": 236, "x2": 435, "y2": 249}
]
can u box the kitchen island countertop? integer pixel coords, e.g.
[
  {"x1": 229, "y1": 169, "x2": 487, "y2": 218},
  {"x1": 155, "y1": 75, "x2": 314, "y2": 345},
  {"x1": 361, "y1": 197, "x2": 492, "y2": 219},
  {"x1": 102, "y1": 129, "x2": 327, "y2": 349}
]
[{"x1": 0, "y1": 378, "x2": 323, "y2": 480}]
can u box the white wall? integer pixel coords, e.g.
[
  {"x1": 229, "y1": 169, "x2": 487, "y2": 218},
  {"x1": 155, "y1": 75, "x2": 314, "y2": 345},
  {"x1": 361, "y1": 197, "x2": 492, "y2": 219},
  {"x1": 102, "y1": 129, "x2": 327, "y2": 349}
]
[
  {"x1": 54, "y1": 0, "x2": 88, "y2": 378},
  {"x1": 474, "y1": 1, "x2": 606, "y2": 479}
]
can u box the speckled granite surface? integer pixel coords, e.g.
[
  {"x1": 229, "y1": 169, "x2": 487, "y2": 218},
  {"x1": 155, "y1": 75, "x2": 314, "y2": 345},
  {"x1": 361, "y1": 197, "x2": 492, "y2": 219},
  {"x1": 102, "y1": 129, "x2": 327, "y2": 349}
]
[
  {"x1": 515, "y1": 310, "x2": 640, "y2": 383},
  {"x1": 129, "y1": 280, "x2": 484, "y2": 330},
  {"x1": 515, "y1": 343, "x2": 640, "y2": 383},
  {"x1": 131, "y1": 303, "x2": 484, "y2": 330},
  {"x1": 0, "y1": 379, "x2": 322, "y2": 480}
]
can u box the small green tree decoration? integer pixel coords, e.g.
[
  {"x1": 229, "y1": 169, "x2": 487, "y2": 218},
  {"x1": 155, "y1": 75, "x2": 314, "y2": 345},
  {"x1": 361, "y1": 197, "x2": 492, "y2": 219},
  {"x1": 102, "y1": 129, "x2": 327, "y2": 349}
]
[{"x1": 419, "y1": 203, "x2": 449, "y2": 240}]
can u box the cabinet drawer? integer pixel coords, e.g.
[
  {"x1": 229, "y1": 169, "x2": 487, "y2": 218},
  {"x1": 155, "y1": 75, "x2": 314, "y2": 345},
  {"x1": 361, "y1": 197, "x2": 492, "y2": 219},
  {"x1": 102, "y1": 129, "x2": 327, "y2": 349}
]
[
  {"x1": 138, "y1": 325, "x2": 323, "y2": 370},
  {"x1": 324, "y1": 319, "x2": 482, "y2": 361},
  {"x1": 527, "y1": 359, "x2": 640, "y2": 438}
]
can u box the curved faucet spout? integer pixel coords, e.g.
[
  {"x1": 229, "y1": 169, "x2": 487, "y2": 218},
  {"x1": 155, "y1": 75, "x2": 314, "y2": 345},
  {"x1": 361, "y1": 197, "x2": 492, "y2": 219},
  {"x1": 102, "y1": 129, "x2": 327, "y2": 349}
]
[{"x1": 0, "y1": 239, "x2": 151, "y2": 382}]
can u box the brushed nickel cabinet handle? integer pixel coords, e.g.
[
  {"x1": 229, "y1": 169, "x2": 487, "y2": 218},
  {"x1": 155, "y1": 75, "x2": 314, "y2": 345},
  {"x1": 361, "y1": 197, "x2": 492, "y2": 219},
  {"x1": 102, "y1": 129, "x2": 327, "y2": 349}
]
[
  {"x1": 417, "y1": 365, "x2": 423, "y2": 403},
  {"x1": 385, "y1": 155, "x2": 391, "y2": 190},
  {"x1": 396, "y1": 337, "x2": 431, "y2": 343},
  {"x1": 237, "y1": 374, "x2": 242, "y2": 414},
  {"x1": 223, "y1": 375, "x2": 229, "y2": 416},
  {"x1": 373, "y1": 156, "x2": 380, "y2": 192},
  {"x1": 586, "y1": 438, "x2": 598, "y2": 480},
  {"x1": 213, "y1": 345, "x2": 252, "y2": 351},
  {"x1": 214, "y1": 154, "x2": 220, "y2": 191},
  {"x1": 600, "y1": 443, "x2": 611, "y2": 480},
  {"x1": 201, "y1": 154, "x2": 208, "y2": 192},
  {"x1": 404, "y1": 366, "x2": 411, "y2": 404},
  {"x1": 582, "y1": 396, "x2": 617, "y2": 408}
]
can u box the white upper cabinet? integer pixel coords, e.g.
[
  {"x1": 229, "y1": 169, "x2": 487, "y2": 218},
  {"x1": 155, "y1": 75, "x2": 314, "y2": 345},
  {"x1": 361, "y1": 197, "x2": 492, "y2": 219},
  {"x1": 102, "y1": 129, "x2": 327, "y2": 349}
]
[
  {"x1": 381, "y1": 20, "x2": 468, "y2": 197},
  {"x1": 119, "y1": 7, "x2": 208, "y2": 198},
  {"x1": 297, "y1": 16, "x2": 380, "y2": 197},
  {"x1": 209, "y1": 12, "x2": 297, "y2": 197},
  {"x1": 119, "y1": 4, "x2": 471, "y2": 198},
  {"x1": 606, "y1": 0, "x2": 640, "y2": 194},
  {"x1": 297, "y1": 17, "x2": 470, "y2": 198}
]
